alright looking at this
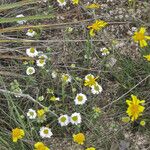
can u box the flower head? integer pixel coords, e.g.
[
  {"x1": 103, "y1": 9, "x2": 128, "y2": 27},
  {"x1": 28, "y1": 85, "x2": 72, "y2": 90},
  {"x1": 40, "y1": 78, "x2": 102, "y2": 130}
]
[
  {"x1": 12, "y1": 128, "x2": 25, "y2": 142},
  {"x1": 26, "y1": 67, "x2": 35, "y2": 75},
  {"x1": 26, "y1": 47, "x2": 38, "y2": 57},
  {"x1": 86, "y1": 147, "x2": 96, "y2": 150},
  {"x1": 61, "y1": 73, "x2": 71, "y2": 83},
  {"x1": 74, "y1": 93, "x2": 87, "y2": 105},
  {"x1": 140, "y1": 120, "x2": 146, "y2": 126},
  {"x1": 26, "y1": 29, "x2": 36, "y2": 37},
  {"x1": 132, "y1": 27, "x2": 150, "y2": 48},
  {"x1": 16, "y1": 14, "x2": 26, "y2": 24},
  {"x1": 100, "y1": 47, "x2": 110, "y2": 56},
  {"x1": 37, "y1": 109, "x2": 45, "y2": 118},
  {"x1": 39, "y1": 127, "x2": 53, "y2": 138},
  {"x1": 57, "y1": 0, "x2": 66, "y2": 6},
  {"x1": 37, "y1": 109, "x2": 46, "y2": 123},
  {"x1": 88, "y1": 20, "x2": 108, "y2": 36},
  {"x1": 34, "y1": 142, "x2": 50, "y2": 150},
  {"x1": 91, "y1": 83, "x2": 102, "y2": 94},
  {"x1": 126, "y1": 95, "x2": 145, "y2": 121},
  {"x1": 58, "y1": 114, "x2": 70, "y2": 126},
  {"x1": 70, "y1": 112, "x2": 81, "y2": 125},
  {"x1": 84, "y1": 74, "x2": 98, "y2": 87},
  {"x1": 36, "y1": 54, "x2": 47, "y2": 67},
  {"x1": 73, "y1": 133, "x2": 85, "y2": 145},
  {"x1": 143, "y1": 54, "x2": 150, "y2": 61},
  {"x1": 72, "y1": 0, "x2": 79, "y2": 5},
  {"x1": 27, "y1": 108, "x2": 37, "y2": 119}
]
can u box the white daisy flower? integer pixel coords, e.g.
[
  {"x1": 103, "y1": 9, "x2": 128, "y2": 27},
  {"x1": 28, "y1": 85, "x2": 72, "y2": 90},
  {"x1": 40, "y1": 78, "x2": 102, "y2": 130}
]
[
  {"x1": 27, "y1": 109, "x2": 37, "y2": 119},
  {"x1": 58, "y1": 114, "x2": 70, "y2": 126},
  {"x1": 36, "y1": 54, "x2": 47, "y2": 67},
  {"x1": 100, "y1": 47, "x2": 110, "y2": 56},
  {"x1": 70, "y1": 112, "x2": 81, "y2": 125},
  {"x1": 36, "y1": 59, "x2": 46, "y2": 67},
  {"x1": 61, "y1": 74, "x2": 71, "y2": 83},
  {"x1": 91, "y1": 83, "x2": 103, "y2": 94},
  {"x1": 26, "y1": 47, "x2": 38, "y2": 57},
  {"x1": 39, "y1": 127, "x2": 53, "y2": 138},
  {"x1": 74, "y1": 93, "x2": 87, "y2": 105},
  {"x1": 57, "y1": 0, "x2": 66, "y2": 6},
  {"x1": 16, "y1": 14, "x2": 26, "y2": 25},
  {"x1": 26, "y1": 67, "x2": 35, "y2": 75},
  {"x1": 26, "y1": 29, "x2": 36, "y2": 37}
]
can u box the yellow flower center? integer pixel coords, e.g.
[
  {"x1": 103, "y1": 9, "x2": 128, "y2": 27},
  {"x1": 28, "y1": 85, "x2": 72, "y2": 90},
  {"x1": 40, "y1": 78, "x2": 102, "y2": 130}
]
[
  {"x1": 131, "y1": 104, "x2": 139, "y2": 114},
  {"x1": 72, "y1": 116, "x2": 78, "y2": 121},
  {"x1": 60, "y1": 116, "x2": 66, "y2": 122},
  {"x1": 135, "y1": 32, "x2": 145, "y2": 41},
  {"x1": 29, "y1": 112, "x2": 34, "y2": 116},
  {"x1": 63, "y1": 75, "x2": 69, "y2": 81},
  {"x1": 39, "y1": 59, "x2": 45, "y2": 64},
  {"x1": 28, "y1": 29, "x2": 33, "y2": 33},
  {"x1": 59, "y1": 0, "x2": 65, "y2": 3},
  {"x1": 30, "y1": 47, "x2": 35, "y2": 53},
  {"x1": 13, "y1": 129, "x2": 21, "y2": 137},
  {"x1": 77, "y1": 95, "x2": 83, "y2": 101},
  {"x1": 28, "y1": 68, "x2": 33, "y2": 73},
  {"x1": 92, "y1": 23, "x2": 100, "y2": 30},
  {"x1": 43, "y1": 129, "x2": 49, "y2": 134}
]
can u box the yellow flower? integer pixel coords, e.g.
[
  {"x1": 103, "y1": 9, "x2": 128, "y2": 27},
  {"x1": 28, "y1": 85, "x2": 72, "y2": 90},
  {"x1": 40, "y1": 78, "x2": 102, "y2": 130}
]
[
  {"x1": 86, "y1": 3, "x2": 100, "y2": 9},
  {"x1": 12, "y1": 128, "x2": 25, "y2": 142},
  {"x1": 140, "y1": 120, "x2": 146, "y2": 126},
  {"x1": 34, "y1": 142, "x2": 50, "y2": 150},
  {"x1": 37, "y1": 109, "x2": 45, "y2": 118},
  {"x1": 84, "y1": 74, "x2": 98, "y2": 87},
  {"x1": 86, "y1": 147, "x2": 96, "y2": 150},
  {"x1": 87, "y1": 20, "x2": 108, "y2": 36},
  {"x1": 73, "y1": 133, "x2": 85, "y2": 145},
  {"x1": 132, "y1": 27, "x2": 150, "y2": 48},
  {"x1": 72, "y1": 0, "x2": 79, "y2": 5},
  {"x1": 143, "y1": 54, "x2": 150, "y2": 61},
  {"x1": 126, "y1": 95, "x2": 145, "y2": 121}
]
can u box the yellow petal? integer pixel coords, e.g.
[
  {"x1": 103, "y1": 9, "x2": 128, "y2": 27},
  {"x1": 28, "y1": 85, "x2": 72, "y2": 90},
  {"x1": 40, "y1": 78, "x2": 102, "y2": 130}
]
[
  {"x1": 143, "y1": 54, "x2": 150, "y2": 61},
  {"x1": 13, "y1": 138, "x2": 18, "y2": 142},
  {"x1": 145, "y1": 36, "x2": 150, "y2": 40},
  {"x1": 126, "y1": 100, "x2": 131, "y2": 105},
  {"x1": 139, "y1": 100, "x2": 145, "y2": 104},
  {"x1": 139, "y1": 27, "x2": 146, "y2": 34},
  {"x1": 140, "y1": 40, "x2": 147, "y2": 48},
  {"x1": 90, "y1": 29, "x2": 95, "y2": 37}
]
